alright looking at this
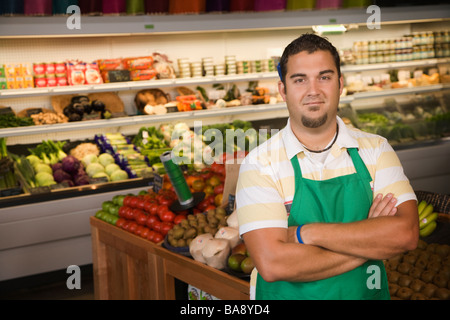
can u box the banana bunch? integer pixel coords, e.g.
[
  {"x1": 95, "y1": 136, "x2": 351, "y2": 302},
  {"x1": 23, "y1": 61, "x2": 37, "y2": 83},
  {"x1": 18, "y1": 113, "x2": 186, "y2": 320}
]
[{"x1": 417, "y1": 201, "x2": 439, "y2": 237}]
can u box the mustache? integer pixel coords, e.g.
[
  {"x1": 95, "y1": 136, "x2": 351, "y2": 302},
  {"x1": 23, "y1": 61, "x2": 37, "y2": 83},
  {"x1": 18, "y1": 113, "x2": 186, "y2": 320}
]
[{"x1": 302, "y1": 99, "x2": 325, "y2": 105}]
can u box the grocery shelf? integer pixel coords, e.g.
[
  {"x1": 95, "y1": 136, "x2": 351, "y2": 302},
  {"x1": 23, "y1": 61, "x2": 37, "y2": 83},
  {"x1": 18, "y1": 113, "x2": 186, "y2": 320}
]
[
  {"x1": 2, "y1": 82, "x2": 449, "y2": 138},
  {"x1": 1, "y1": 5, "x2": 449, "y2": 38},
  {"x1": 341, "y1": 58, "x2": 450, "y2": 73},
  {"x1": 350, "y1": 83, "x2": 450, "y2": 100},
  {"x1": 0, "y1": 102, "x2": 288, "y2": 138},
  {"x1": 2, "y1": 57, "x2": 449, "y2": 100},
  {"x1": 0, "y1": 72, "x2": 280, "y2": 99}
]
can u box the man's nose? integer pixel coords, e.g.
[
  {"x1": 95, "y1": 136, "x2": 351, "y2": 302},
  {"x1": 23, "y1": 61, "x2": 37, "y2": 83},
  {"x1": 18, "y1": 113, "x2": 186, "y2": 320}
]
[{"x1": 307, "y1": 80, "x2": 320, "y2": 96}]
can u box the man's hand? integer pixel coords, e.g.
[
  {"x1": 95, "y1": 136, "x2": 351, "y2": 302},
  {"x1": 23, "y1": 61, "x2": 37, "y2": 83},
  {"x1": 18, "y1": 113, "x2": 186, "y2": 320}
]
[{"x1": 368, "y1": 193, "x2": 398, "y2": 218}]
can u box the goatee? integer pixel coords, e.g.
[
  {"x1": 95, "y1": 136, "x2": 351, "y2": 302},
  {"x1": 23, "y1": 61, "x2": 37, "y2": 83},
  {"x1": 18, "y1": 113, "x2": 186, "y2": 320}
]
[{"x1": 301, "y1": 114, "x2": 328, "y2": 128}]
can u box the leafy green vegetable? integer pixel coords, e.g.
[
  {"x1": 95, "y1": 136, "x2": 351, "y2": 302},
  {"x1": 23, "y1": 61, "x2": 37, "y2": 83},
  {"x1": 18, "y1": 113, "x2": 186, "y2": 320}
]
[
  {"x1": 28, "y1": 140, "x2": 67, "y2": 165},
  {"x1": 0, "y1": 114, "x2": 34, "y2": 128},
  {"x1": 0, "y1": 138, "x2": 18, "y2": 190}
]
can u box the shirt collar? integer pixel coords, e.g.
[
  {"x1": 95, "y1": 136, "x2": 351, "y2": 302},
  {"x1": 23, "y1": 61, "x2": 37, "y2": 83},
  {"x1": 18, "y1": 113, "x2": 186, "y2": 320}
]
[{"x1": 283, "y1": 116, "x2": 359, "y2": 160}]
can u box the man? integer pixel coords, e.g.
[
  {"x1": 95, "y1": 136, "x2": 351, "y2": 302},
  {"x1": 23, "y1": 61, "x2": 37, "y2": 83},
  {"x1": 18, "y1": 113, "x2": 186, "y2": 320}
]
[{"x1": 236, "y1": 34, "x2": 419, "y2": 300}]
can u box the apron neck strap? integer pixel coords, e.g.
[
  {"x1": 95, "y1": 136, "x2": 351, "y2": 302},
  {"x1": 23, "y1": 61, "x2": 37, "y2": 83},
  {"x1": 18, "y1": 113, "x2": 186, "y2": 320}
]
[
  {"x1": 347, "y1": 148, "x2": 372, "y2": 183},
  {"x1": 289, "y1": 148, "x2": 372, "y2": 183}
]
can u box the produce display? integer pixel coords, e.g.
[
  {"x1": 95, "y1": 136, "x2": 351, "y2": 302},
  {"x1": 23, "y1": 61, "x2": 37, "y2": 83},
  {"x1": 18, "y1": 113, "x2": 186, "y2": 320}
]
[
  {"x1": 96, "y1": 133, "x2": 150, "y2": 179},
  {"x1": 0, "y1": 138, "x2": 20, "y2": 193},
  {"x1": 94, "y1": 158, "x2": 227, "y2": 243},
  {"x1": 63, "y1": 96, "x2": 110, "y2": 121},
  {"x1": 385, "y1": 240, "x2": 450, "y2": 300},
  {"x1": 0, "y1": 113, "x2": 34, "y2": 128},
  {"x1": 417, "y1": 200, "x2": 440, "y2": 238},
  {"x1": 340, "y1": 93, "x2": 450, "y2": 145},
  {"x1": 383, "y1": 199, "x2": 449, "y2": 300}
]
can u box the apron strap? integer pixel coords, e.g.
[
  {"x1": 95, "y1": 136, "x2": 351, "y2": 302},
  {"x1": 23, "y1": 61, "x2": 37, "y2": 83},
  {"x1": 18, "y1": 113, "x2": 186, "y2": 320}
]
[
  {"x1": 347, "y1": 148, "x2": 372, "y2": 182},
  {"x1": 290, "y1": 155, "x2": 302, "y2": 192},
  {"x1": 347, "y1": 148, "x2": 373, "y2": 202}
]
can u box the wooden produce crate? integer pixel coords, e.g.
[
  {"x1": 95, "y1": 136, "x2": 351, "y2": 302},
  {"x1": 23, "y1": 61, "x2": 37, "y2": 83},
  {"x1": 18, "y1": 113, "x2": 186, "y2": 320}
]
[
  {"x1": 90, "y1": 217, "x2": 165, "y2": 300},
  {"x1": 90, "y1": 217, "x2": 250, "y2": 300}
]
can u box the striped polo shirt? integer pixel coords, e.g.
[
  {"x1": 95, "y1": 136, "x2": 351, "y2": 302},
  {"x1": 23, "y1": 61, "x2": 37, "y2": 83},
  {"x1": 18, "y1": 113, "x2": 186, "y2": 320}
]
[{"x1": 236, "y1": 116, "x2": 417, "y2": 236}]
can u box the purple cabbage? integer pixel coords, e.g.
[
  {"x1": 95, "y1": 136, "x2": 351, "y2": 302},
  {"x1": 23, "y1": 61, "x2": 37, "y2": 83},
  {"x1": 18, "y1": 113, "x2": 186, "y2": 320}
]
[
  {"x1": 75, "y1": 175, "x2": 90, "y2": 186},
  {"x1": 61, "y1": 155, "x2": 81, "y2": 173},
  {"x1": 53, "y1": 169, "x2": 72, "y2": 183}
]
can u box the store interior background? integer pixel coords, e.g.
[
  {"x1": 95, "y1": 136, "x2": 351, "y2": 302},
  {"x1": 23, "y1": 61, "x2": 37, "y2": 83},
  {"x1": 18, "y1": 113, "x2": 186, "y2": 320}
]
[{"x1": 1, "y1": 4, "x2": 449, "y2": 299}]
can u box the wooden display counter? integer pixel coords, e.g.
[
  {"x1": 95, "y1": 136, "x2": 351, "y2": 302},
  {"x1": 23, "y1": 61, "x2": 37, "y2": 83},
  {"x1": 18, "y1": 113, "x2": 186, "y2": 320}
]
[{"x1": 90, "y1": 217, "x2": 250, "y2": 300}]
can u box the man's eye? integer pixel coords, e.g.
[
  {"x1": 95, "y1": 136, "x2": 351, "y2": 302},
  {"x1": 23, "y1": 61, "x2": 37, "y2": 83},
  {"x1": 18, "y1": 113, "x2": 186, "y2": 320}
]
[
  {"x1": 294, "y1": 78, "x2": 305, "y2": 83},
  {"x1": 320, "y1": 76, "x2": 331, "y2": 80}
]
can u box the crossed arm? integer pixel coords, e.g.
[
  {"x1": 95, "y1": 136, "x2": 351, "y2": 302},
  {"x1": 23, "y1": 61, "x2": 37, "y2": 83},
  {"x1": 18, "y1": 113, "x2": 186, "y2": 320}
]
[{"x1": 242, "y1": 194, "x2": 419, "y2": 283}]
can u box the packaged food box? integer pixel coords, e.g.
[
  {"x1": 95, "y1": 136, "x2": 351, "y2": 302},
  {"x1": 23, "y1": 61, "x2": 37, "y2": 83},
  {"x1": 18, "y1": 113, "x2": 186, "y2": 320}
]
[{"x1": 101, "y1": 70, "x2": 131, "y2": 83}]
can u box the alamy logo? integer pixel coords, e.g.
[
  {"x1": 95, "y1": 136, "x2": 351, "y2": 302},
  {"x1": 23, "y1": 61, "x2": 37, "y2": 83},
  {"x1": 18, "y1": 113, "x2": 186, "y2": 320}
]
[
  {"x1": 366, "y1": 265, "x2": 381, "y2": 290},
  {"x1": 366, "y1": 5, "x2": 381, "y2": 30},
  {"x1": 66, "y1": 5, "x2": 81, "y2": 30},
  {"x1": 66, "y1": 265, "x2": 81, "y2": 290}
]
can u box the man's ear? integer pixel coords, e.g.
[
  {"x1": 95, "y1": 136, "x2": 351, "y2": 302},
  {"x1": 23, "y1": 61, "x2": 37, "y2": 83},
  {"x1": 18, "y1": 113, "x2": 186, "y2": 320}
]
[
  {"x1": 338, "y1": 75, "x2": 344, "y2": 95},
  {"x1": 278, "y1": 81, "x2": 286, "y2": 101}
]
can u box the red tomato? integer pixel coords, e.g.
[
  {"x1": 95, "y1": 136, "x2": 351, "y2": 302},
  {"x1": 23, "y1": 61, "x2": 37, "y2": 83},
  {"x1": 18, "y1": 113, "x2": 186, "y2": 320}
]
[
  {"x1": 215, "y1": 165, "x2": 225, "y2": 177},
  {"x1": 123, "y1": 196, "x2": 133, "y2": 207},
  {"x1": 143, "y1": 200, "x2": 154, "y2": 213},
  {"x1": 136, "y1": 199, "x2": 146, "y2": 211},
  {"x1": 118, "y1": 206, "x2": 129, "y2": 218},
  {"x1": 156, "y1": 204, "x2": 169, "y2": 216},
  {"x1": 146, "y1": 215, "x2": 159, "y2": 229},
  {"x1": 123, "y1": 207, "x2": 134, "y2": 220},
  {"x1": 135, "y1": 225, "x2": 145, "y2": 236},
  {"x1": 131, "y1": 208, "x2": 144, "y2": 221},
  {"x1": 214, "y1": 184, "x2": 224, "y2": 195},
  {"x1": 204, "y1": 204, "x2": 216, "y2": 212},
  {"x1": 128, "y1": 222, "x2": 138, "y2": 234},
  {"x1": 157, "y1": 194, "x2": 173, "y2": 206},
  {"x1": 115, "y1": 218, "x2": 126, "y2": 228},
  {"x1": 149, "y1": 203, "x2": 159, "y2": 216},
  {"x1": 210, "y1": 162, "x2": 224, "y2": 174},
  {"x1": 173, "y1": 214, "x2": 186, "y2": 225},
  {"x1": 196, "y1": 199, "x2": 210, "y2": 212},
  {"x1": 153, "y1": 220, "x2": 162, "y2": 233},
  {"x1": 159, "y1": 210, "x2": 175, "y2": 223},
  {"x1": 160, "y1": 222, "x2": 173, "y2": 236},
  {"x1": 122, "y1": 221, "x2": 130, "y2": 231},
  {"x1": 140, "y1": 227, "x2": 150, "y2": 239},
  {"x1": 152, "y1": 232, "x2": 164, "y2": 243},
  {"x1": 200, "y1": 169, "x2": 213, "y2": 180},
  {"x1": 206, "y1": 195, "x2": 216, "y2": 205},
  {"x1": 147, "y1": 230, "x2": 156, "y2": 242},
  {"x1": 135, "y1": 211, "x2": 148, "y2": 226},
  {"x1": 129, "y1": 196, "x2": 139, "y2": 208}
]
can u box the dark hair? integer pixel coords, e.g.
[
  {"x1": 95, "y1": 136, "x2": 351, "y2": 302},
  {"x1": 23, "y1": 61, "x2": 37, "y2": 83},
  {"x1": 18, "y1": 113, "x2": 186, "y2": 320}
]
[{"x1": 279, "y1": 33, "x2": 341, "y2": 84}]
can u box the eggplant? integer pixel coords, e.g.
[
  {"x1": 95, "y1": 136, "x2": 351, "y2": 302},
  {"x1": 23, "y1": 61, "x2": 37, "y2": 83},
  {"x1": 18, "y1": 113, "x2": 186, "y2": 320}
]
[
  {"x1": 69, "y1": 113, "x2": 82, "y2": 122},
  {"x1": 73, "y1": 103, "x2": 85, "y2": 116},
  {"x1": 71, "y1": 95, "x2": 90, "y2": 104},
  {"x1": 82, "y1": 101, "x2": 92, "y2": 114},
  {"x1": 91, "y1": 100, "x2": 106, "y2": 112},
  {"x1": 63, "y1": 104, "x2": 74, "y2": 117}
]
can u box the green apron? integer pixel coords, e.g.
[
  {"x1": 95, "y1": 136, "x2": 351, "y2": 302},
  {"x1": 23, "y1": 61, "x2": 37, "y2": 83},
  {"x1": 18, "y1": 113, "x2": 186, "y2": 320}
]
[{"x1": 256, "y1": 148, "x2": 390, "y2": 300}]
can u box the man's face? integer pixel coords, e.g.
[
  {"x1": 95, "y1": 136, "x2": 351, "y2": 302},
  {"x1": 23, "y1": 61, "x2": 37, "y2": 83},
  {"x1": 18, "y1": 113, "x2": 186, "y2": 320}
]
[{"x1": 278, "y1": 50, "x2": 343, "y2": 129}]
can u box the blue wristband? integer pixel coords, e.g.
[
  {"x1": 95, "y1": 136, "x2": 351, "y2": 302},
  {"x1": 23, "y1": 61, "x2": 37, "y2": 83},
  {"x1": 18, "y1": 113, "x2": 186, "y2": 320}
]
[{"x1": 296, "y1": 225, "x2": 304, "y2": 244}]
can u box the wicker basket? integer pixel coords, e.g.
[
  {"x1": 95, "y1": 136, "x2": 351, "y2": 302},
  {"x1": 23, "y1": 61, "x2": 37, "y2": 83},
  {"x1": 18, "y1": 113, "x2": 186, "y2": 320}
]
[{"x1": 415, "y1": 190, "x2": 450, "y2": 215}]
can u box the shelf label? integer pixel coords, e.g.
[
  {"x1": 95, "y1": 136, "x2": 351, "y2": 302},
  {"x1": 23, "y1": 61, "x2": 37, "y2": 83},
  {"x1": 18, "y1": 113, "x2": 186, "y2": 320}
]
[
  {"x1": 88, "y1": 177, "x2": 109, "y2": 184},
  {"x1": 145, "y1": 24, "x2": 155, "y2": 30},
  {"x1": 30, "y1": 186, "x2": 51, "y2": 195}
]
